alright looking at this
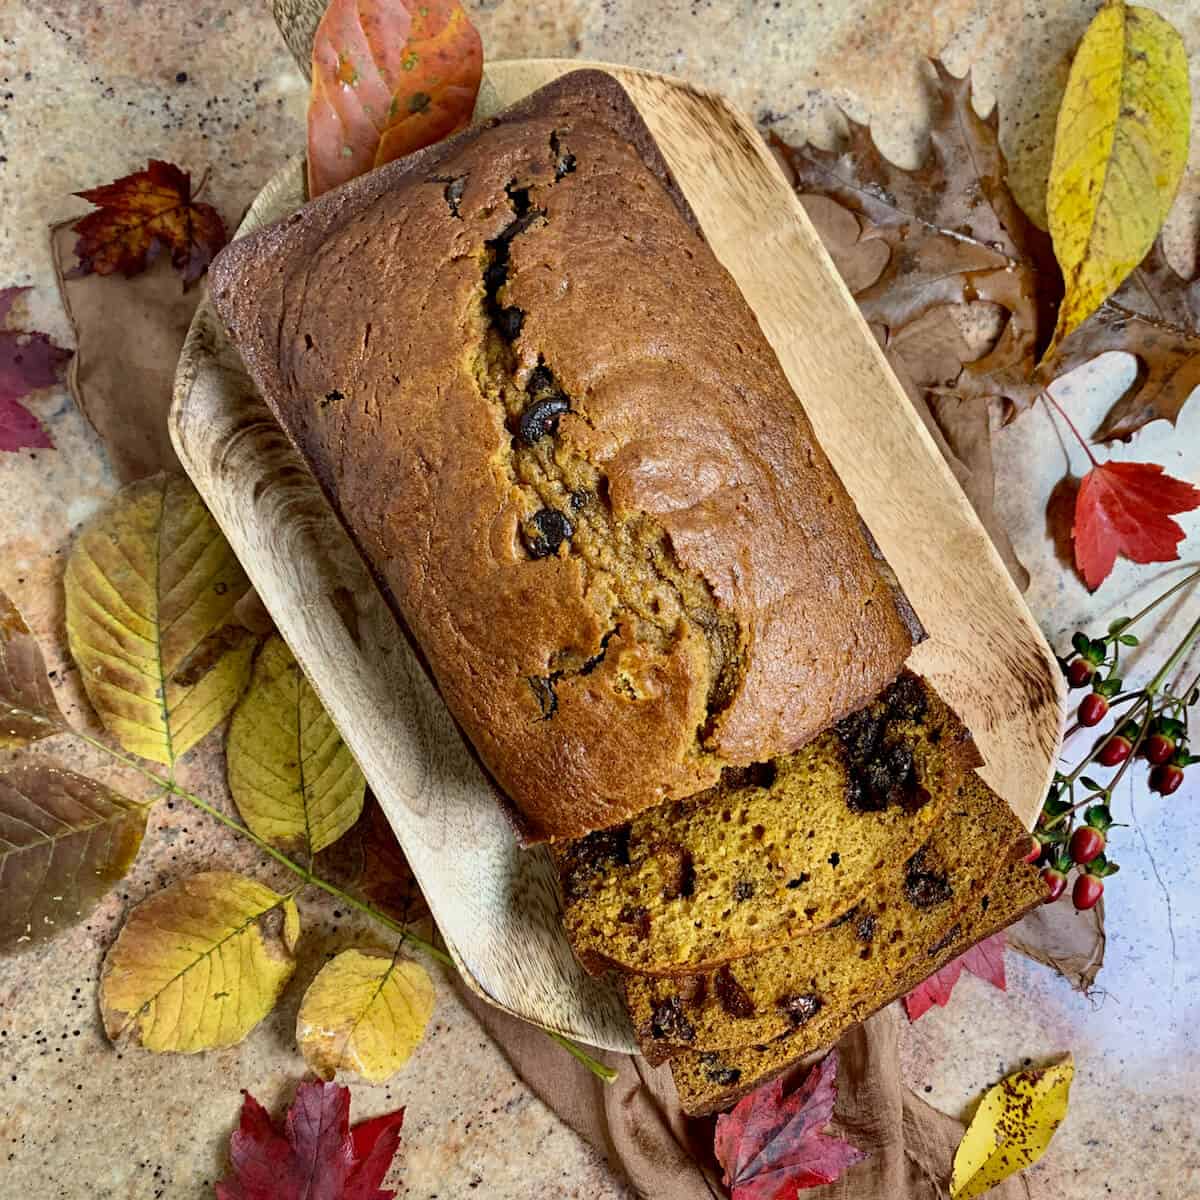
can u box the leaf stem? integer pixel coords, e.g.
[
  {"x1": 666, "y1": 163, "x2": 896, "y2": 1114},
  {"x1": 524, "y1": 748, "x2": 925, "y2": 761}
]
[
  {"x1": 71, "y1": 729, "x2": 453, "y2": 967},
  {"x1": 1041, "y1": 389, "x2": 1099, "y2": 467},
  {"x1": 546, "y1": 1030, "x2": 619, "y2": 1084}
]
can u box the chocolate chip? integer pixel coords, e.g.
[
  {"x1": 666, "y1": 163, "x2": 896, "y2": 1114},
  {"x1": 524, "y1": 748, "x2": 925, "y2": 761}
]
[
  {"x1": 856, "y1": 913, "x2": 878, "y2": 943},
  {"x1": 649, "y1": 996, "x2": 695, "y2": 1043},
  {"x1": 657, "y1": 843, "x2": 695, "y2": 901},
  {"x1": 714, "y1": 966, "x2": 755, "y2": 1018},
  {"x1": 677, "y1": 975, "x2": 707, "y2": 1005},
  {"x1": 777, "y1": 993, "x2": 823, "y2": 1026},
  {"x1": 517, "y1": 395, "x2": 570, "y2": 445},
  {"x1": 699, "y1": 1053, "x2": 741, "y2": 1086},
  {"x1": 732, "y1": 880, "x2": 755, "y2": 902},
  {"x1": 828, "y1": 851, "x2": 841, "y2": 867},
  {"x1": 496, "y1": 305, "x2": 525, "y2": 341},
  {"x1": 522, "y1": 508, "x2": 573, "y2": 558},
  {"x1": 927, "y1": 923, "x2": 963, "y2": 957},
  {"x1": 569, "y1": 489, "x2": 592, "y2": 511},
  {"x1": 785, "y1": 874, "x2": 810, "y2": 890},
  {"x1": 483, "y1": 261, "x2": 507, "y2": 293},
  {"x1": 527, "y1": 675, "x2": 558, "y2": 720},
  {"x1": 904, "y1": 849, "x2": 953, "y2": 909},
  {"x1": 618, "y1": 904, "x2": 651, "y2": 939},
  {"x1": 525, "y1": 365, "x2": 557, "y2": 396},
  {"x1": 836, "y1": 707, "x2": 886, "y2": 763},
  {"x1": 559, "y1": 825, "x2": 630, "y2": 900},
  {"x1": 884, "y1": 673, "x2": 928, "y2": 722}
]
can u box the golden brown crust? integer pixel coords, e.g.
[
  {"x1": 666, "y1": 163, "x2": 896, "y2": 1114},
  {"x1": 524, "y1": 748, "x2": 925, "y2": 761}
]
[{"x1": 210, "y1": 70, "x2": 913, "y2": 843}]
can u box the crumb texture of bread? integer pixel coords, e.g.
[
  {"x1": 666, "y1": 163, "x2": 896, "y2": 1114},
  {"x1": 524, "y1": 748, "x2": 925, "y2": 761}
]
[
  {"x1": 556, "y1": 673, "x2": 981, "y2": 974},
  {"x1": 669, "y1": 852, "x2": 1049, "y2": 1116},
  {"x1": 623, "y1": 766, "x2": 1029, "y2": 1062},
  {"x1": 209, "y1": 70, "x2": 914, "y2": 843}
]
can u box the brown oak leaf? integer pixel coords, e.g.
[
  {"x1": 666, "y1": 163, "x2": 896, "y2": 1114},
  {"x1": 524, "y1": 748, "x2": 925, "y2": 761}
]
[
  {"x1": 72, "y1": 160, "x2": 227, "y2": 289},
  {"x1": 956, "y1": 240, "x2": 1200, "y2": 441},
  {"x1": 773, "y1": 58, "x2": 1061, "y2": 405}
]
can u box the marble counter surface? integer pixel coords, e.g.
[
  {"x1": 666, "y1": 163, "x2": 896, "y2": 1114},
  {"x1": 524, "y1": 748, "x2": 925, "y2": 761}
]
[{"x1": 0, "y1": 1, "x2": 1198, "y2": 1197}]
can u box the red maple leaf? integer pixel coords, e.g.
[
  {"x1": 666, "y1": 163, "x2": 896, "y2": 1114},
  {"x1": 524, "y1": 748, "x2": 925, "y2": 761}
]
[
  {"x1": 215, "y1": 1079, "x2": 404, "y2": 1200},
  {"x1": 0, "y1": 286, "x2": 72, "y2": 453},
  {"x1": 713, "y1": 1050, "x2": 867, "y2": 1199},
  {"x1": 72, "y1": 160, "x2": 227, "y2": 288},
  {"x1": 903, "y1": 931, "x2": 1007, "y2": 1022},
  {"x1": 1073, "y1": 460, "x2": 1200, "y2": 591}
]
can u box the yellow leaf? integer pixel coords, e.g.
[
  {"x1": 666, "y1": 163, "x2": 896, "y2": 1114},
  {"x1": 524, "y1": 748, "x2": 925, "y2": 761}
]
[
  {"x1": 227, "y1": 635, "x2": 365, "y2": 855},
  {"x1": 296, "y1": 948, "x2": 434, "y2": 1083},
  {"x1": 65, "y1": 473, "x2": 257, "y2": 765},
  {"x1": 951, "y1": 1056, "x2": 1075, "y2": 1199},
  {"x1": 1045, "y1": 1, "x2": 1190, "y2": 355},
  {"x1": 99, "y1": 870, "x2": 300, "y2": 1052},
  {"x1": 0, "y1": 764, "x2": 146, "y2": 954}
]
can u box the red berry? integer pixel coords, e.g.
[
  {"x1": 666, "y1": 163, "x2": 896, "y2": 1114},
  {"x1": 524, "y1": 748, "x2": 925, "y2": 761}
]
[
  {"x1": 1066, "y1": 659, "x2": 1094, "y2": 688},
  {"x1": 1069, "y1": 825, "x2": 1105, "y2": 865},
  {"x1": 1149, "y1": 763, "x2": 1185, "y2": 796},
  {"x1": 1096, "y1": 736, "x2": 1131, "y2": 767},
  {"x1": 1078, "y1": 692, "x2": 1109, "y2": 726},
  {"x1": 1072, "y1": 874, "x2": 1104, "y2": 911},
  {"x1": 1021, "y1": 836, "x2": 1042, "y2": 864},
  {"x1": 1144, "y1": 733, "x2": 1174, "y2": 765},
  {"x1": 1041, "y1": 867, "x2": 1068, "y2": 902}
]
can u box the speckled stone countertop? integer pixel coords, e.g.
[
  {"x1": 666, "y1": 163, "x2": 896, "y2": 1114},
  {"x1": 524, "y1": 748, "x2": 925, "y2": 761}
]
[{"x1": 1, "y1": 2, "x2": 1199, "y2": 1197}]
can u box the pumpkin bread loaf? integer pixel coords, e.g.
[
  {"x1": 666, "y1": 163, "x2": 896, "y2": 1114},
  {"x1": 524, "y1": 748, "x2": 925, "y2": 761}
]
[
  {"x1": 554, "y1": 672, "x2": 980, "y2": 975},
  {"x1": 624, "y1": 770, "x2": 1029, "y2": 1064},
  {"x1": 669, "y1": 854, "x2": 1049, "y2": 1116},
  {"x1": 209, "y1": 69, "x2": 916, "y2": 844}
]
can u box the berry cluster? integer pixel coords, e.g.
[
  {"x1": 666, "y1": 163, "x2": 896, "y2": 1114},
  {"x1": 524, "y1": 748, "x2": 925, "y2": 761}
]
[{"x1": 1040, "y1": 605, "x2": 1200, "y2": 911}]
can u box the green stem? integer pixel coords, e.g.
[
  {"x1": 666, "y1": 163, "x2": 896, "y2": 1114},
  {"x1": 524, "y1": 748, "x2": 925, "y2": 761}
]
[
  {"x1": 72, "y1": 726, "x2": 620, "y2": 1085},
  {"x1": 546, "y1": 1030, "x2": 619, "y2": 1084},
  {"x1": 1144, "y1": 612, "x2": 1200, "y2": 697},
  {"x1": 72, "y1": 729, "x2": 453, "y2": 967},
  {"x1": 1115, "y1": 566, "x2": 1200, "y2": 638}
]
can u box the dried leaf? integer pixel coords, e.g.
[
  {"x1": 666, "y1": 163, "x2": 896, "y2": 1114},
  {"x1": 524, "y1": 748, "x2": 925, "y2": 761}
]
[
  {"x1": 216, "y1": 1079, "x2": 404, "y2": 1200},
  {"x1": 99, "y1": 870, "x2": 300, "y2": 1052},
  {"x1": 0, "y1": 764, "x2": 146, "y2": 953},
  {"x1": 358, "y1": 793, "x2": 427, "y2": 923},
  {"x1": 904, "y1": 932, "x2": 1007, "y2": 1021},
  {"x1": 1045, "y1": 3, "x2": 1190, "y2": 353},
  {"x1": 714, "y1": 1051, "x2": 867, "y2": 1198},
  {"x1": 0, "y1": 285, "x2": 72, "y2": 452},
  {"x1": 227, "y1": 635, "x2": 365, "y2": 855},
  {"x1": 1008, "y1": 896, "x2": 1105, "y2": 993},
  {"x1": 72, "y1": 160, "x2": 227, "y2": 288},
  {"x1": 307, "y1": 0, "x2": 483, "y2": 198},
  {"x1": 64, "y1": 473, "x2": 256, "y2": 765},
  {"x1": 296, "y1": 948, "x2": 434, "y2": 1083},
  {"x1": 775, "y1": 60, "x2": 1058, "y2": 366},
  {"x1": 0, "y1": 587, "x2": 67, "y2": 747},
  {"x1": 795, "y1": 195, "x2": 888, "y2": 294},
  {"x1": 951, "y1": 1056, "x2": 1074, "y2": 1199},
  {"x1": 1073, "y1": 460, "x2": 1200, "y2": 589}
]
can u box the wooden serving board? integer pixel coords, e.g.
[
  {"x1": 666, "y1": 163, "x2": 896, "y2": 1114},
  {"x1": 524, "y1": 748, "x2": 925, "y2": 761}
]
[{"x1": 170, "y1": 60, "x2": 1064, "y2": 1052}]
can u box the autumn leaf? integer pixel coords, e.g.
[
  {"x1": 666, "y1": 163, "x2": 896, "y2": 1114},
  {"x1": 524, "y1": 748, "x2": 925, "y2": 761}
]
[
  {"x1": 216, "y1": 1079, "x2": 404, "y2": 1200},
  {"x1": 714, "y1": 1051, "x2": 866, "y2": 1198},
  {"x1": 307, "y1": 0, "x2": 483, "y2": 198},
  {"x1": 0, "y1": 764, "x2": 146, "y2": 954},
  {"x1": 1045, "y1": 3, "x2": 1190, "y2": 355},
  {"x1": 72, "y1": 160, "x2": 227, "y2": 288},
  {"x1": 1073, "y1": 460, "x2": 1200, "y2": 590},
  {"x1": 227, "y1": 634, "x2": 365, "y2": 856},
  {"x1": 774, "y1": 59, "x2": 1060, "y2": 393},
  {"x1": 99, "y1": 871, "x2": 300, "y2": 1053},
  {"x1": 0, "y1": 587, "x2": 67, "y2": 747},
  {"x1": 0, "y1": 286, "x2": 72, "y2": 453},
  {"x1": 904, "y1": 932, "x2": 1007, "y2": 1022},
  {"x1": 296, "y1": 948, "x2": 434, "y2": 1083},
  {"x1": 65, "y1": 473, "x2": 257, "y2": 765},
  {"x1": 951, "y1": 1056, "x2": 1074, "y2": 1199}
]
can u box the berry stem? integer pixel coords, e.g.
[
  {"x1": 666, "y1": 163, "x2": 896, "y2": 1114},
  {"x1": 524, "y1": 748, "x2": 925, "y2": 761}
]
[
  {"x1": 1104, "y1": 700, "x2": 1155, "y2": 797},
  {"x1": 1041, "y1": 390, "x2": 1099, "y2": 468},
  {"x1": 1116, "y1": 566, "x2": 1200, "y2": 637},
  {"x1": 1144, "y1": 612, "x2": 1200, "y2": 698}
]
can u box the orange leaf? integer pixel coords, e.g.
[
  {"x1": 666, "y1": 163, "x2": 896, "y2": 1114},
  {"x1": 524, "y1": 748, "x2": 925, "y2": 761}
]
[
  {"x1": 72, "y1": 160, "x2": 227, "y2": 289},
  {"x1": 307, "y1": 0, "x2": 483, "y2": 199},
  {"x1": 1073, "y1": 461, "x2": 1200, "y2": 590}
]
